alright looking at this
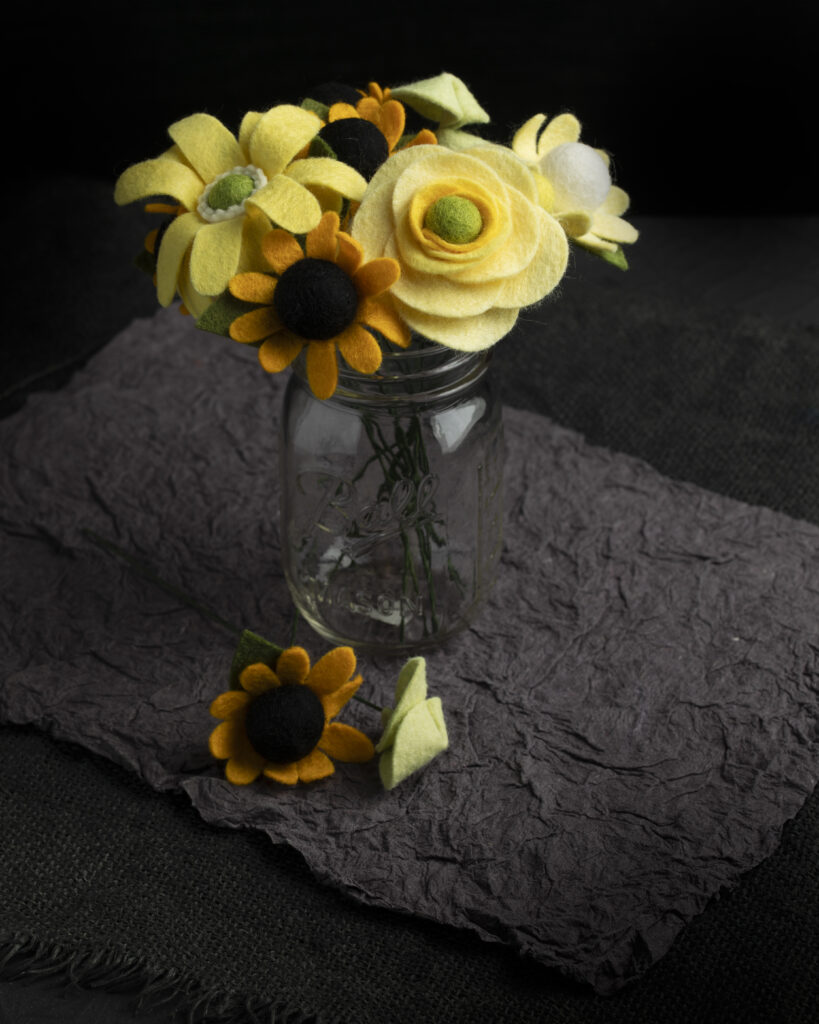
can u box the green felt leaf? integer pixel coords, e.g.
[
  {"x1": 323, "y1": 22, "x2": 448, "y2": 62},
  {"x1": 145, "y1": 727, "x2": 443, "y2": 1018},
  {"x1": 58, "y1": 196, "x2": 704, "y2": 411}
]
[
  {"x1": 576, "y1": 240, "x2": 629, "y2": 271},
  {"x1": 195, "y1": 291, "x2": 260, "y2": 338},
  {"x1": 309, "y1": 135, "x2": 337, "y2": 160},
  {"x1": 134, "y1": 248, "x2": 156, "y2": 276},
  {"x1": 229, "y1": 630, "x2": 285, "y2": 689},
  {"x1": 302, "y1": 97, "x2": 330, "y2": 121}
]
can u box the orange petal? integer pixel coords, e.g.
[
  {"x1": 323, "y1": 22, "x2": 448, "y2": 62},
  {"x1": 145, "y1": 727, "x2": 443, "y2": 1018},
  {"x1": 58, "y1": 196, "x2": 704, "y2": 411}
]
[
  {"x1": 229, "y1": 271, "x2": 278, "y2": 304},
  {"x1": 353, "y1": 258, "x2": 400, "y2": 298},
  {"x1": 328, "y1": 102, "x2": 359, "y2": 122},
  {"x1": 263, "y1": 762, "x2": 299, "y2": 785},
  {"x1": 261, "y1": 229, "x2": 304, "y2": 274},
  {"x1": 275, "y1": 646, "x2": 311, "y2": 686},
  {"x1": 305, "y1": 341, "x2": 339, "y2": 400},
  {"x1": 258, "y1": 332, "x2": 305, "y2": 374},
  {"x1": 356, "y1": 96, "x2": 381, "y2": 126},
  {"x1": 230, "y1": 306, "x2": 282, "y2": 343},
  {"x1": 336, "y1": 323, "x2": 382, "y2": 375},
  {"x1": 320, "y1": 674, "x2": 363, "y2": 720},
  {"x1": 319, "y1": 722, "x2": 375, "y2": 763},
  {"x1": 335, "y1": 232, "x2": 364, "y2": 276},
  {"x1": 359, "y1": 297, "x2": 412, "y2": 348},
  {"x1": 378, "y1": 100, "x2": 405, "y2": 151},
  {"x1": 307, "y1": 646, "x2": 357, "y2": 696},
  {"x1": 145, "y1": 227, "x2": 159, "y2": 255},
  {"x1": 305, "y1": 211, "x2": 340, "y2": 261},
  {"x1": 225, "y1": 746, "x2": 266, "y2": 785},
  {"x1": 403, "y1": 129, "x2": 437, "y2": 148},
  {"x1": 296, "y1": 748, "x2": 335, "y2": 782},
  {"x1": 209, "y1": 690, "x2": 252, "y2": 720},
  {"x1": 239, "y1": 662, "x2": 280, "y2": 696},
  {"x1": 209, "y1": 719, "x2": 243, "y2": 759}
]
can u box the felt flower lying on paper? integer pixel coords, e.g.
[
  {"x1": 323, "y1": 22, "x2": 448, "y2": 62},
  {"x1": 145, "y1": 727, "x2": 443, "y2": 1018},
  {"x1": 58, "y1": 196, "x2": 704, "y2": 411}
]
[
  {"x1": 376, "y1": 657, "x2": 449, "y2": 789},
  {"x1": 115, "y1": 71, "x2": 636, "y2": 390},
  {"x1": 209, "y1": 631, "x2": 448, "y2": 789},
  {"x1": 209, "y1": 642, "x2": 374, "y2": 785}
]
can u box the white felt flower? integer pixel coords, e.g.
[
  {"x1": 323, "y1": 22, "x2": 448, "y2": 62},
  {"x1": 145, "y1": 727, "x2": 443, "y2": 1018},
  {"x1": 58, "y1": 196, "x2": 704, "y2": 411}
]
[
  {"x1": 114, "y1": 107, "x2": 368, "y2": 314},
  {"x1": 376, "y1": 658, "x2": 448, "y2": 790},
  {"x1": 350, "y1": 144, "x2": 568, "y2": 350},
  {"x1": 512, "y1": 113, "x2": 638, "y2": 258}
]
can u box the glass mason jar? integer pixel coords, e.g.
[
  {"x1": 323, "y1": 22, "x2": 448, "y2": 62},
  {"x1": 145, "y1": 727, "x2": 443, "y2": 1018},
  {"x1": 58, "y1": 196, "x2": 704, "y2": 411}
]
[{"x1": 278, "y1": 341, "x2": 504, "y2": 654}]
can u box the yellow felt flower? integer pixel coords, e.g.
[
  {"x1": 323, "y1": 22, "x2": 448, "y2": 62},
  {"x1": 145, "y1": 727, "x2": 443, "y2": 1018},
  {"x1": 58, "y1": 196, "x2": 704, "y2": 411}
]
[
  {"x1": 209, "y1": 645, "x2": 375, "y2": 786},
  {"x1": 511, "y1": 113, "x2": 638, "y2": 257},
  {"x1": 228, "y1": 211, "x2": 411, "y2": 400},
  {"x1": 376, "y1": 657, "x2": 448, "y2": 790},
  {"x1": 328, "y1": 81, "x2": 437, "y2": 154},
  {"x1": 349, "y1": 144, "x2": 568, "y2": 350},
  {"x1": 114, "y1": 107, "x2": 368, "y2": 315}
]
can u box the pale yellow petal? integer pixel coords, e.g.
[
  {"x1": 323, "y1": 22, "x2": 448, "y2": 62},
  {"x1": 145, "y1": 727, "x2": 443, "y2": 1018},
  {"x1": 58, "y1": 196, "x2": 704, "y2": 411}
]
[
  {"x1": 511, "y1": 113, "x2": 547, "y2": 164},
  {"x1": 167, "y1": 113, "x2": 246, "y2": 183},
  {"x1": 286, "y1": 158, "x2": 368, "y2": 201},
  {"x1": 156, "y1": 212, "x2": 200, "y2": 306},
  {"x1": 557, "y1": 211, "x2": 593, "y2": 237},
  {"x1": 114, "y1": 157, "x2": 203, "y2": 210},
  {"x1": 249, "y1": 105, "x2": 322, "y2": 176},
  {"x1": 493, "y1": 207, "x2": 568, "y2": 308},
  {"x1": 189, "y1": 216, "x2": 246, "y2": 296},
  {"x1": 536, "y1": 113, "x2": 582, "y2": 158},
  {"x1": 590, "y1": 211, "x2": 639, "y2": 244},
  {"x1": 599, "y1": 185, "x2": 631, "y2": 217},
  {"x1": 239, "y1": 110, "x2": 263, "y2": 153},
  {"x1": 393, "y1": 298, "x2": 519, "y2": 352},
  {"x1": 247, "y1": 177, "x2": 322, "y2": 234}
]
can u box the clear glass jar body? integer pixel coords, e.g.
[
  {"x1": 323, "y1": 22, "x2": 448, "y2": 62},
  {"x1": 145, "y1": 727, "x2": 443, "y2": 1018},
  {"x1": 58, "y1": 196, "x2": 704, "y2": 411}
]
[{"x1": 279, "y1": 343, "x2": 504, "y2": 654}]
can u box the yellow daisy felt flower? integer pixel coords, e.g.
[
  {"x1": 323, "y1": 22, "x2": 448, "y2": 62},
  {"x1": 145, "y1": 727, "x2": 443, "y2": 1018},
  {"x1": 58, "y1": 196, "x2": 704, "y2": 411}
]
[
  {"x1": 209, "y1": 645, "x2": 375, "y2": 786},
  {"x1": 349, "y1": 144, "x2": 568, "y2": 351},
  {"x1": 114, "y1": 107, "x2": 368, "y2": 315},
  {"x1": 228, "y1": 211, "x2": 411, "y2": 399},
  {"x1": 511, "y1": 113, "x2": 638, "y2": 257}
]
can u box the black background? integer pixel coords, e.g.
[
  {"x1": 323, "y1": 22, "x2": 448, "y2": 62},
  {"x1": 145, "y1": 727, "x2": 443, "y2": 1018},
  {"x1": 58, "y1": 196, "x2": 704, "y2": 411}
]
[{"x1": 7, "y1": 0, "x2": 817, "y2": 214}]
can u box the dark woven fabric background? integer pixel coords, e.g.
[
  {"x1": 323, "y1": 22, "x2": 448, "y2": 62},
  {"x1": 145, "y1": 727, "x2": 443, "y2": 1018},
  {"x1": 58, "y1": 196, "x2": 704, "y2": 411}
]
[{"x1": 1, "y1": 186, "x2": 818, "y2": 1023}]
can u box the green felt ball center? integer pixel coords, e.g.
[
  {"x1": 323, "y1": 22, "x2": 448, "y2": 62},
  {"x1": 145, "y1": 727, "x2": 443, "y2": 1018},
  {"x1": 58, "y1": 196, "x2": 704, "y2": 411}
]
[
  {"x1": 207, "y1": 173, "x2": 256, "y2": 211},
  {"x1": 424, "y1": 195, "x2": 483, "y2": 244}
]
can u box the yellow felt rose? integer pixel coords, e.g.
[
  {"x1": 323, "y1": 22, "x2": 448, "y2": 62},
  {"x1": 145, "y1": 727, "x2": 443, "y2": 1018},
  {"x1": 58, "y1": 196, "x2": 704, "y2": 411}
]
[{"x1": 349, "y1": 145, "x2": 569, "y2": 350}]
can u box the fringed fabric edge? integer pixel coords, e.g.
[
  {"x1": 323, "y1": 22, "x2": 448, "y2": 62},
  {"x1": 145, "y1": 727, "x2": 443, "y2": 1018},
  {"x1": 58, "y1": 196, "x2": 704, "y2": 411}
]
[{"x1": 0, "y1": 932, "x2": 341, "y2": 1024}]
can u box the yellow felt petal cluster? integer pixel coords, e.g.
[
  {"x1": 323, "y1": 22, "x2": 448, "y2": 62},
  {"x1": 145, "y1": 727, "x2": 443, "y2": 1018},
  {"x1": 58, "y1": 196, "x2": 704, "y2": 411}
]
[
  {"x1": 114, "y1": 108, "x2": 368, "y2": 310},
  {"x1": 511, "y1": 113, "x2": 638, "y2": 256},
  {"x1": 376, "y1": 657, "x2": 448, "y2": 790},
  {"x1": 350, "y1": 145, "x2": 568, "y2": 350},
  {"x1": 208, "y1": 645, "x2": 374, "y2": 786}
]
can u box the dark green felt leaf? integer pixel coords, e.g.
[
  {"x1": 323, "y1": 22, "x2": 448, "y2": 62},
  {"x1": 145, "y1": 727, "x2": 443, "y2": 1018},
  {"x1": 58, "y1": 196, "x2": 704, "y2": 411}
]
[
  {"x1": 196, "y1": 292, "x2": 260, "y2": 338},
  {"x1": 301, "y1": 97, "x2": 331, "y2": 120},
  {"x1": 309, "y1": 136, "x2": 337, "y2": 160},
  {"x1": 229, "y1": 630, "x2": 285, "y2": 689},
  {"x1": 134, "y1": 248, "x2": 157, "y2": 276}
]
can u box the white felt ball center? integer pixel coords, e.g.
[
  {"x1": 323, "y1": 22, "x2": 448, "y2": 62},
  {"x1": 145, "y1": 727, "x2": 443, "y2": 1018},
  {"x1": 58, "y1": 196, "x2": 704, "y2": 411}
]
[{"x1": 540, "y1": 142, "x2": 611, "y2": 211}]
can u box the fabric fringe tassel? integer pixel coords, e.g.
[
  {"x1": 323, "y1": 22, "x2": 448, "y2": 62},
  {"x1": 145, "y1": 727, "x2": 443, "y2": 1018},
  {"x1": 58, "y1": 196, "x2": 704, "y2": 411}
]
[{"x1": 0, "y1": 934, "x2": 335, "y2": 1024}]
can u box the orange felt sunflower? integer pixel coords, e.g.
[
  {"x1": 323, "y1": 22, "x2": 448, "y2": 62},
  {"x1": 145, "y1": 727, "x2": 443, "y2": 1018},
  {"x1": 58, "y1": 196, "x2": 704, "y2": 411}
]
[
  {"x1": 228, "y1": 210, "x2": 411, "y2": 399},
  {"x1": 328, "y1": 82, "x2": 437, "y2": 153},
  {"x1": 209, "y1": 645, "x2": 375, "y2": 785}
]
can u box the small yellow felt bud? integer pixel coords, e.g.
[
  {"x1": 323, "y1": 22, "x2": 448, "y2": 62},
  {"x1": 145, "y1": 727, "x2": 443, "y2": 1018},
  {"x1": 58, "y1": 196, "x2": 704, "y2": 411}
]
[
  {"x1": 208, "y1": 173, "x2": 255, "y2": 211},
  {"x1": 423, "y1": 195, "x2": 483, "y2": 244}
]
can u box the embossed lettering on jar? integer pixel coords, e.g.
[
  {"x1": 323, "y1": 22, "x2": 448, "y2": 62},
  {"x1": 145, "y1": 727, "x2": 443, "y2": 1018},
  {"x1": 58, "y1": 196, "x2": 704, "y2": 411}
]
[{"x1": 279, "y1": 341, "x2": 504, "y2": 653}]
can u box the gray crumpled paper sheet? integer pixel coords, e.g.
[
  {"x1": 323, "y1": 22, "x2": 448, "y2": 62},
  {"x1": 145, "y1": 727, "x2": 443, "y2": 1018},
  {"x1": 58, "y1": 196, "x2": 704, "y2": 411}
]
[{"x1": 2, "y1": 308, "x2": 818, "y2": 994}]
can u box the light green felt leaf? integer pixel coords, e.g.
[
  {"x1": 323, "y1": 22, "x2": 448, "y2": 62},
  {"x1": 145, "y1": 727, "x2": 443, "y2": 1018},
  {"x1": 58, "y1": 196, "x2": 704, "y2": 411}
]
[
  {"x1": 195, "y1": 291, "x2": 260, "y2": 338},
  {"x1": 391, "y1": 72, "x2": 490, "y2": 130},
  {"x1": 229, "y1": 630, "x2": 285, "y2": 689},
  {"x1": 592, "y1": 243, "x2": 629, "y2": 271}
]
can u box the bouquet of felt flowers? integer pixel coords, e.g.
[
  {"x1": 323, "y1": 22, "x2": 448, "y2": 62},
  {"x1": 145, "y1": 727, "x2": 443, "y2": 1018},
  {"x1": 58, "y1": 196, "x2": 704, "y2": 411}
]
[{"x1": 115, "y1": 71, "x2": 637, "y2": 400}]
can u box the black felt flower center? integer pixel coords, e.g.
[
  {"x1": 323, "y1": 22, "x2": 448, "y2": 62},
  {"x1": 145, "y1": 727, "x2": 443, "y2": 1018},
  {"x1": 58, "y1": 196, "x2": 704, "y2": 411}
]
[
  {"x1": 244, "y1": 685, "x2": 326, "y2": 763},
  {"x1": 273, "y1": 258, "x2": 360, "y2": 340},
  {"x1": 318, "y1": 118, "x2": 389, "y2": 180}
]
